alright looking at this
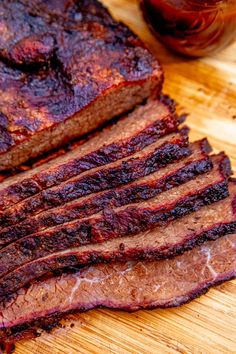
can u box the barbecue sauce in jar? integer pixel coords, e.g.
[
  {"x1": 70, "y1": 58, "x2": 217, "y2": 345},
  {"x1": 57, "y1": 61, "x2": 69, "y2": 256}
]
[{"x1": 141, "y1": 0, "x2": 236, "y2": 57}]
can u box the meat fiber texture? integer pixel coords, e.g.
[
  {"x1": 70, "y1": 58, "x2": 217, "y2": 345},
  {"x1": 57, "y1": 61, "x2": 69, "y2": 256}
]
[
  {"x1": 0, "y1": 129, "x2": 190, "y2": 229},
  {"x1": 0, "y1": 233, "x2": 235, "y2": 343},
  {"x1": 0, "y1": 153, "x2": 231, "y2": 298},
  {"x1": 1, "y1": 178, "x2": 235, "y2": 302},
  {"x1": 0, "y1": 0, "x2": 163, "y2": 170},
  {"x1": 0, "y1": 96, "x2": 180, "y2": 210},
  {"x1": 0, "y1": 139, "x2": 212, "y2": 247}
]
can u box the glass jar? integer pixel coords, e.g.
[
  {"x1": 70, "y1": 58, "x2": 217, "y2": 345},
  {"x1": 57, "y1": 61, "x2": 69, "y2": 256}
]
[{"x1": 141, "y1": 0, "x2": 236, "y2": 57}]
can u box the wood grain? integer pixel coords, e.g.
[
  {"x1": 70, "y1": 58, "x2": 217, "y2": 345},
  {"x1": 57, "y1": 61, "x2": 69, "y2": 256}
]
[{"x1": 13, "y1": 1, "x2": 236, "y2": 353}]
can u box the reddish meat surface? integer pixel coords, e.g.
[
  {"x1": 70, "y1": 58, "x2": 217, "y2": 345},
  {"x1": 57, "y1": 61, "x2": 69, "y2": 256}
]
[
  {"x1": 0, "y1": 153, "x2": 231, "y2": 297},
  {"x1": 0, "y1": 139, "x2": 211, "y2": 247},
  {"x1": 0, "y1": 129, "x2": 190, "y2": 229},
  {"x1": 0, "y1": 0, "x2": 163, "y2": 170},
  {"x1": 0, "y1": 97, "x2": 178, "y2": 210},
  {"x1": 0, "y1": 179, "x2": 235, "y2": 300},
  {"x1": 0, "y1": 233, "x2": 235, "y2": 343}
]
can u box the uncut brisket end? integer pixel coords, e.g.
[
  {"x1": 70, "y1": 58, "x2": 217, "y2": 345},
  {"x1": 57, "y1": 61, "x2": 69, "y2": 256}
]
[
  {"x1": 0, "y1": 234, "x2": 235, "y2": 343},
  {"x1": 0, "y1": 97, "x2": 179, "y2": 211},
  {"x1": 0, "y1": 130, "x2": 190, "y2": 229},
  {"x1": 1, "y1": 180, "x2": 235, "y2": 299},
  {"x1": 0, "y1": 0, "x2": 163, "y2": 171},
  {"x1": 0, "y1": 153, "x2": 231, "y2": 296},
  {"x1": 0, "y1": 139, "x2": 212, "y2": 247}
]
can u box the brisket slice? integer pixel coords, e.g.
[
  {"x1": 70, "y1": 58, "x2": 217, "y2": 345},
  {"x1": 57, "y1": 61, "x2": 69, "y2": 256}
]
[
  {"x1": 0, "y1": 234, "x2": 235, "y2": 343},
  {"x1": 0, "y1": 139, "x2": 212, "y2": 247},
  {"x1": 0, "y1": 153, "x2": 231, "y2": 297},
  {"x1": 0, "y1": 0, "x2": 163, "y2": 171},
  {"x1": 1, "y1": 179, "x2": 235, "y2": 299},
  {"x1": 0, "y1": 129, "x2": 190, "y2": 229},
  {"x1": 0, "y1": 96, "x2": 179, "y2": 212}
]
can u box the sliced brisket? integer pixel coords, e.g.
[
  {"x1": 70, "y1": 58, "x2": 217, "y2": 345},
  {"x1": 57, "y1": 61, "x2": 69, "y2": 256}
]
[
  {"x1": 0, "y1": 153, "x2": 231, "y2": 297},
  {"x1": 0, "y1": 139, "x2": 211, "y2": 246},
  {"x1": 1, "y1": 179, "x2": 235, "y2": 299},
  {"x1": 0, "y1": 129, "x2": 190, "y2": 229},
  {"x1": 0, "y1": 0, "x2": 234, "y2": 348},
  {"x1": 0, "y1": 97, "x2": 179, "y2": 211},
  {"x1": 0, "y1": 233, "x2": 235, "y2": 342},
  {"x1": 0, "y1": 0, "x2": 163, "y2": 170}
]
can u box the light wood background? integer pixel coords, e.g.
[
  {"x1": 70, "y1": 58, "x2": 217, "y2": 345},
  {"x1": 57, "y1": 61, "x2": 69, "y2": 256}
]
[{"x1": 15, "y1": 1, "x2": 236, "y2": 353}]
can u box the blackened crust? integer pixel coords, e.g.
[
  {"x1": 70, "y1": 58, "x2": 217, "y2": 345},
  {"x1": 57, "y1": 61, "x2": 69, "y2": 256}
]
[
  {"x1": 0, "y1": 152, "x2": 211, "y2": 247},
  {"x1": 0, "y1": 132, "x2": 190, "y2": 229},
  {"x1": 0, "y1": 98, "x2": 179, "y2": 211},
  {"x1": 0, "y1": 0, "x2": 163, "y2": 170},
  {"x1": 0, "y1": 179, "x2": 229, "y2": 298}
]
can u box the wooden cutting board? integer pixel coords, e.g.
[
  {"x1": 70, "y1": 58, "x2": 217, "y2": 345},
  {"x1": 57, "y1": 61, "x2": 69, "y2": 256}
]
[{"x1": 14, "y1": 1, "x2": 236, "y2": 353}]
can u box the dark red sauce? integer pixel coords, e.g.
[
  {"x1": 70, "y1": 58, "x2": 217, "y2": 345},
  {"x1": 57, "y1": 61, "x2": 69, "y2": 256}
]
[{"x1": 141, "y1": 0, "x2": 236, "y2": 57}]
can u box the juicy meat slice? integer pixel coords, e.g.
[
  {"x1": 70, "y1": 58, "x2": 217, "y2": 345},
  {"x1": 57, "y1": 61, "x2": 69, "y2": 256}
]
[
  {"x1": 0, "y1": 0, "x2": 163, "y2": 170},
  {"x1": 0, "y1": 139, "x2": 212, "y2": 247},
  {"x1": 1, "y1": 179, "x2": 235, "y2": 299},
  {"x1": 0, "y1": 96, "x2": 178, "y2": 211},
  {"x1": 0, "y1": 233, "x2": 235, "y2": 343},
  {"x1": 0, "y1": 129, "x2": 190, "y2": 229},
  {"x1": 0, "y1": 129, "x2": 189, "y2": 228},
  {"x1": 0, "y1": 153, "x2": 231, "y2": 297}
]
